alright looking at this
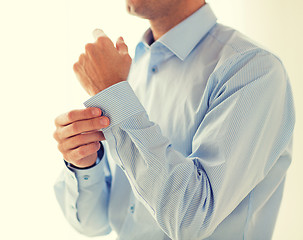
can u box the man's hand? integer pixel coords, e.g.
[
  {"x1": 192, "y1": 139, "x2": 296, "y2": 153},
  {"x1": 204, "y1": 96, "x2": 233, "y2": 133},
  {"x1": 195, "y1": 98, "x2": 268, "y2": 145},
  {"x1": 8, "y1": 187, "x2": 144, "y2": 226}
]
[
  {"x1": 73, "y1": 29, "x2": 132, "y2": 96},
  {"x1": 53, "y1": 108, "x2": 110, "y2": 168}
]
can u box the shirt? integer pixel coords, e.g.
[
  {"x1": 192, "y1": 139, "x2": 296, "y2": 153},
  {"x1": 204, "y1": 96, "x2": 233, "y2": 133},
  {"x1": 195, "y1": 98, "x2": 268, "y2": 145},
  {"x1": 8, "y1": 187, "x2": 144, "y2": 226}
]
[{"x1": 54, "y1": 4, "x2": 295, "y2": 240}]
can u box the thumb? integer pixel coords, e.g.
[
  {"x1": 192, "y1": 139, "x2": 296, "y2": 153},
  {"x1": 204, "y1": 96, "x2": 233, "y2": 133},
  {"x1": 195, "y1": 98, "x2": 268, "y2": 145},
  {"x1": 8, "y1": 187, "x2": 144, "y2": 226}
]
[
  {"x1": 116, "y1": 37, "x2": 129, "y2": 55},
  {"x1": 92, "y1": 29, "x2": 107, "y2": 41}
]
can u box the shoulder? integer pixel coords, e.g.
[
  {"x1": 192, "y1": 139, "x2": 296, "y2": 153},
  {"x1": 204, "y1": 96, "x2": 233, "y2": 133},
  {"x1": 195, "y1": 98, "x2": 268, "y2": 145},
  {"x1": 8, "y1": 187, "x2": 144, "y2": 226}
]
[{"x1": 204, "y1": 23, "x2": 287, "y2": 87}]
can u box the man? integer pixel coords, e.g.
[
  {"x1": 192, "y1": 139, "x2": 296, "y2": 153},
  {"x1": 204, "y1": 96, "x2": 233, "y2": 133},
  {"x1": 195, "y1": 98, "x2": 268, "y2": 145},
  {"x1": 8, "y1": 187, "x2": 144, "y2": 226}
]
[{"x1": 53, "y1": 0, "x2": 295, "y2": 239}]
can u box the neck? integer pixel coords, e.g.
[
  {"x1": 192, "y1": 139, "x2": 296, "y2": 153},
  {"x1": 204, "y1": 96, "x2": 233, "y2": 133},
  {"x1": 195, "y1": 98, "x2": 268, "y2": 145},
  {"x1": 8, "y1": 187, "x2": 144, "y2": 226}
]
[{"x1": 149, "y1": 1, "x2": 205, "y2": 40}]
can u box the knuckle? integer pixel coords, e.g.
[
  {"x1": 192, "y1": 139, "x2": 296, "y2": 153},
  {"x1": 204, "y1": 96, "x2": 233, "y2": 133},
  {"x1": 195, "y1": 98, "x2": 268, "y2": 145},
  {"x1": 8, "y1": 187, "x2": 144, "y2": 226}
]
[
  {"x1": 67, "y1": 111, "x2": 75, "y2": 122},
  {"x1": 96, "y1": 131, "x2": 104, "y2": 140},
  {"x1": 76, "y1": 134, "x2": 86, "y2": 144},
  {"x1": 97, "y1": 37, "x2": 110, "y2": 48},
  {"x1": 62, "y1": 153, "x2": 69, "y2": 161},
  {"x1": 71, "y1": 122, "x2": 79, "y2": 134},
  {"x1": 91, "y1": 118, "x2": 102, "y2": 130},
  {"x1": 79, "y1": 53, "x2": 85, "y2": 60},
  {"x1": 85, "y1": 43, "x2": 94, "y2": 53},
  {"x1": 88, "y1": 119, "x2": 97, "y2": 131},
  {"x1": 85, "y1": 119, "x2": 93, "y2": 131},
  {"x1": 53, "y1": 129, "x2": 63, "y2": 142},
  {"x1": 89, "y1": 142, "x2": 100, "y2": 154},
  {"x1": 89, "y1": 119, "x2": 97, "y2": 129},
  {"x1": 53, "y1": 130, "x2": 58, "y2": 141},
  {"x1": 62, "y1": 140, "x2": 69, "y2": 150},
  {"x1": 93, "y1": 141, "x2": 100, "y2": 149},
  {"x1": 78, "y1": 143, "x2": 99, "y2": 158},
  {"x1": 78, "y1": 54, "x2": 86, "y2": 65},
  {"x1": 97, "y1": 36, "x2": 105, "y2": 43},
  {"x1": 85, "y1": 108, "x2": 94, "y2": 118},
  {"x1": 73, "y1": 62, "x2": 79, "y2": 72},
  {"x1": 77, "y1": 146, "x2": 87, "y2": 158},
  {"x1": 68, "y1": 150, "x2": 79, "y2": 163}
]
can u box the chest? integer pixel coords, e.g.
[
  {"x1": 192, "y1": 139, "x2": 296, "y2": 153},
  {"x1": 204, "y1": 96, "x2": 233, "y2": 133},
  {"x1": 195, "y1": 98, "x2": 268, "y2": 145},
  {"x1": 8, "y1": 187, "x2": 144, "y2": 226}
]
[{"x1": 128, "y1": 54, "x2": 213, "y2": 156}]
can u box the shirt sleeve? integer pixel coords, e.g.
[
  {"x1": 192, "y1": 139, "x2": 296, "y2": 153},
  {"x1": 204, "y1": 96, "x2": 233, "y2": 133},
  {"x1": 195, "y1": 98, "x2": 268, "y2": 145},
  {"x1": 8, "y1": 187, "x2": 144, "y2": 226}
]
[
  {"x1": 53, "y1": 145, "x2": 112, "y2": 237},
  {"x1": 83, "y1": 52, "x2": 295, "y2": 239}
]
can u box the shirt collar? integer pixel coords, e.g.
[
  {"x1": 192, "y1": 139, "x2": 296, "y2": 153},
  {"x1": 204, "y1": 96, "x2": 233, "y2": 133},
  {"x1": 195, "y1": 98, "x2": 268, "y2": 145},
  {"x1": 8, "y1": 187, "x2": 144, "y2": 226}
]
[{"x1": 135, "y1": 3, "x2": 217, "y2": 62}]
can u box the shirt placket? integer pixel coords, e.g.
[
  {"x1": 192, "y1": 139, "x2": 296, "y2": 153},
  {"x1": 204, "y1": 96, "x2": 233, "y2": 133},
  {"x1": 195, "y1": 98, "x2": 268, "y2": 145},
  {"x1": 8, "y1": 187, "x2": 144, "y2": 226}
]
[{"x1": 147, "y1": 45, "x2": 174, "y2": 85}]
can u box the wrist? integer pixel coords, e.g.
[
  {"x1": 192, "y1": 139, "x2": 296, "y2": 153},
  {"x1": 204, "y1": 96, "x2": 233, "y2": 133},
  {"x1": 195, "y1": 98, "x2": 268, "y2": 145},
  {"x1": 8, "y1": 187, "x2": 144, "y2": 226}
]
[
  {"x1": 92, "y1": 80, "x2": 126, "y2": 96},
  {"x1": 65, "y1": 142, "x2": 104, "y2": 170}
]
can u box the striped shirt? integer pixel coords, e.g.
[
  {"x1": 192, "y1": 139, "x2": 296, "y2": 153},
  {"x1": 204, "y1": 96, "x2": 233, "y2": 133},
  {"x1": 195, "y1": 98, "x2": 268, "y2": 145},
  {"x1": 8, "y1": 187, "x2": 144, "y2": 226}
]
[{"x1": 54, "y1": 4, "x2": 295, "y2": 240}]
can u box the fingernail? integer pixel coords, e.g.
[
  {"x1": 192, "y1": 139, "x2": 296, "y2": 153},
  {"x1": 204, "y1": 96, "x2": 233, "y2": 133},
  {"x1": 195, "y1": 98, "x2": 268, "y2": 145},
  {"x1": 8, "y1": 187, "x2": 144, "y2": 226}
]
[
  {"x1": 92, "y1": 108, "x2": 100, "y2": 116},
  {"x1": 93, "y1": 29, "x2": 105, "y2": 40},
  {"x1": 100, "y1": 117, "x2": 109, "y2": 126},
  {"x1": 93, "y1": 28, "x2": 103, "y2": 34}
]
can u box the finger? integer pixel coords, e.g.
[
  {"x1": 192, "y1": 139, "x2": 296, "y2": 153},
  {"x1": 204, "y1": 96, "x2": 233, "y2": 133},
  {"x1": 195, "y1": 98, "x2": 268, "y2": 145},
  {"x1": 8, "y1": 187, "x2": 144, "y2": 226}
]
[
  {"x1": 78, "y1": 53, "x2": 86, "y2": 66},
  {"x1": 92, "y1": 29, "x2": 114, "y2": 50},
  {"x1": 116, "y1": 36, "x2": 129, "y2": 55},
  {"x1": 83, "y1": 54, "x2": 99, "y2": 77},
  {"x1": 55, "y1": 108, "x2": 102, "y2": 127},
  {"x1": 73, "y1": 63, "x2": 92, "y2": 88},
  {"x1": 66, "y1": 142, "x2": 101, "y2": 163},
  {"x1": 85, "y1": 43, "x2": 98, "y2": 60},
  {"x1": 60, "y1": 131, "x2": 105, "y2": 152},
  {"x1": 60, "y1": 116, "x2": 110, "y2": 139}
]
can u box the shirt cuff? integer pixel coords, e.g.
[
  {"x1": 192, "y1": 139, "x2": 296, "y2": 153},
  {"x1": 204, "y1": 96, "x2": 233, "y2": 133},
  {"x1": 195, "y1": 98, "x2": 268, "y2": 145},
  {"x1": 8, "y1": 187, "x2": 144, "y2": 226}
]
[
  {"x1": 64, "y1": 144, "x2": 107, "y2": 188},
  {"x1": 83, "y1": 81, "x2": 145, "y2": 132}
]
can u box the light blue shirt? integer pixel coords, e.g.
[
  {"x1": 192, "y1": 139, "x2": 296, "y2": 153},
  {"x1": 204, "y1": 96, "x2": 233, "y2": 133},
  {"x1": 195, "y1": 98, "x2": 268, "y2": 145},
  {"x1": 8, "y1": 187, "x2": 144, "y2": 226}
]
[{"x1": 54, "y1": 4, "x2": 295, "y2": 240}]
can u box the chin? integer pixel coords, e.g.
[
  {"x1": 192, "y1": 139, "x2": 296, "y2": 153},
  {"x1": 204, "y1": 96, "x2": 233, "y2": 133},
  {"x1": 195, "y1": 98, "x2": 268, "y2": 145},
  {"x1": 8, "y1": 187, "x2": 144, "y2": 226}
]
[
  {"x1": 126, "y1": 5, "x2": 143, "y2": 18},
  {"x1": 125, "y1": 0, "x2": 153, "y2": 19}
]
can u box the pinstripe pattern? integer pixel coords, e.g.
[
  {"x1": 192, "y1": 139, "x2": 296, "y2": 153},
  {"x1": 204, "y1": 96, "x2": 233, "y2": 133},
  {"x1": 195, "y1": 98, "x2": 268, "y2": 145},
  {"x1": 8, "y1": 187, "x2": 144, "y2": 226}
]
[{"x1": 55, "y1": 4, "x2": 295, "y2": 240}]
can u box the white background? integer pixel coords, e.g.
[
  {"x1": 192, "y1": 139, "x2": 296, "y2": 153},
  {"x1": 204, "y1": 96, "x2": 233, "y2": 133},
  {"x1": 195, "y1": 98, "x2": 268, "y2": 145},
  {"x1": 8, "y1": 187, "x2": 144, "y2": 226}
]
[{"x1": 0, "y1": 0, "x2": 302, "y2": 239}]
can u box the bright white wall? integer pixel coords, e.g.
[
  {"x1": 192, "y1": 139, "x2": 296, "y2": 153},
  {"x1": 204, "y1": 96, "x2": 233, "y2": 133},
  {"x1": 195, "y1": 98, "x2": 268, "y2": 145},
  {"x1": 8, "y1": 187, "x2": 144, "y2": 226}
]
[{"x1": 0, "y1": 0, "x2": 301, "y2": 239}]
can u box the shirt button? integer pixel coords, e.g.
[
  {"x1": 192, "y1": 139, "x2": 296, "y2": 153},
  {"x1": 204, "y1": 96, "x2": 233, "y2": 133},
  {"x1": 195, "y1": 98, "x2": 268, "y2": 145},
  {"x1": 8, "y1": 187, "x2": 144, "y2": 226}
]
[
  {"x1": 83, "y1": 175, "x2": 90, "y2": 180},
  {"x1": 130, "y1": 204, "x2": 135, "y2": 214},
  {"x1": 151, "y1": 66, "x2": 158, "y2": 73}
]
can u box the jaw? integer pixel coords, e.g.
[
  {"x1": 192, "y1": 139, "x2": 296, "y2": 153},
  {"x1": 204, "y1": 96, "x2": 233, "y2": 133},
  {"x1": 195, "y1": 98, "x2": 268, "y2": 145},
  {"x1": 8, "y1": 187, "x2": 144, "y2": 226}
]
[{"x1": 125, "y1": 0, "x2": 165, "y2": 20}]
